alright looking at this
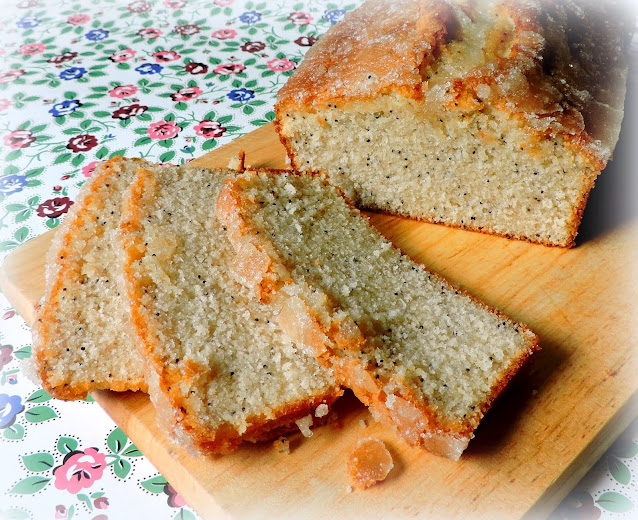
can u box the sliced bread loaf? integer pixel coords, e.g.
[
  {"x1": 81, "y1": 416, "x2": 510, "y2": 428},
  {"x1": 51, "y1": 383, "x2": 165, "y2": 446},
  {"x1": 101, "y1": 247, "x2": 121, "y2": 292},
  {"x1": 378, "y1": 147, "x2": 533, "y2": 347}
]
[
  {"x1": 275, "y1": 0, "x2": 630, "y2": 247},
  {"x1": 216, "y1": 170, "x2": 539, "y2": 459},
  {"x1": 118, "y1": 164, "x2": 341, "y2": 454},
  {"x1": 32, "y1": 157, "x2": 148, "y2": 400}
]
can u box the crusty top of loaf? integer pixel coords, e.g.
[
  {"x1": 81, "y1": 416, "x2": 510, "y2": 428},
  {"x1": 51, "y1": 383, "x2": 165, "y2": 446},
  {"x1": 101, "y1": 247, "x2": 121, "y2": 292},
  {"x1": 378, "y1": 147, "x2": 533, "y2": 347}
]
[{"x1": 276, "y1": 0, "x2": 630, "y2": 168}]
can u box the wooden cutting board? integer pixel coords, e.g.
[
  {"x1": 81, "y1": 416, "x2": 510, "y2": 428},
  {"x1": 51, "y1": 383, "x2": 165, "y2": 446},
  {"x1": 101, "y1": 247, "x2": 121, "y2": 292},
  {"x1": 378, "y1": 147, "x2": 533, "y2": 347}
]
[{"x1": 2, "y1": 122, "x2": 637, "y2": 520}]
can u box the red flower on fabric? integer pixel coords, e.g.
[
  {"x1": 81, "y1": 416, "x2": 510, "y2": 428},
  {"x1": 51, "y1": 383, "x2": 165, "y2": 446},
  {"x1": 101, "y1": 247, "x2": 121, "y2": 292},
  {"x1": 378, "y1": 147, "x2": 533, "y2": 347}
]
[
  {"x1": 52, "y1": 448, "x2": 107, "y2": 494},
  {"x1": 112, "y1": 103, "x2": 147, "y2": 120},
  {"x1": 152, "y1": 50, "x2": 180, "y2": 62},
  {"x1": 267, "y1": 58, "x2": 295, "y2": 72},
  {"x1": 163, "y1": 484, "x2": 186, "y2": 508},
  {"x1": 194, "y1": 120, "x2": 225, "y2": 138},
  {"x1": 147, "y1": 120, "x2": 180, "y2": 140},
  {"x1": 109, "y1": 48, "x2": 136, "y2": 63},
  {"x1": 0, "y1": 69, "x2": 25, "y2": 84},
  {"x1": 214, "y1": 63, "x2": 245, "y2": 75},
  {"x1": 184, "y1": 62, "x2": 208, "y2": 75},
  {"x1": 67, "y1": 134, "x2": 98, "y2": 153},
  {"x1": 287, "y1": 11, "x2": 313, "y2": 25},
  {"x1": 171, "y1": 87, "x2": 202, "y2": 102},
  {"x1": 37, "y1": 197, "x2": 74, "y2": 218},
  {"x1": 128, "y1": 0, "x2": 152, "y2": 13},
  {"x1": 4, "y1": 129, "x2": 35, "y2": 149},
  {"x1": 212, "y1": 28, "x2": 236, "y2": 40},
  {"x1": 174, "y1": 24, "x2": 200, "y2": 36},
  {"x1": 137, "y1": 27, "x2": 163, "y2": 39},
  {"x1": 163, "y1": 0, "x2": 186, "y2": 8},
  {"x1": 18, "y1": 42, "x2": 45, "y2": 55},
  {"x1": 0, "y1": 345, "x2": 13, "y2": 370},
  {"x1": 48, "y1": 52, "x2": 77, "y2": 64},
  {"x1": 294, "y1": 35, "x2": 317, "y2": 46},
  {"x1": 240, "y1": 41, "x2": 265, "y2": 53},
  {"x1": 67, "y1": 13, "x2": 90, "y2": 25},
  {"x1": 109, "y1": 85, "x2": 137, "y2": 98}
]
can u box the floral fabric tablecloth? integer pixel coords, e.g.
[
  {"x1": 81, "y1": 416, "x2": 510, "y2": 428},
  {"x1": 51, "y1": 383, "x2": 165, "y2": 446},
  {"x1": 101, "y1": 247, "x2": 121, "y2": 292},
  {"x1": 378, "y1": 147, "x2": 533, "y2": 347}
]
[{"x1": 0, "y1": 0, "x2": 636, "y2": 519}]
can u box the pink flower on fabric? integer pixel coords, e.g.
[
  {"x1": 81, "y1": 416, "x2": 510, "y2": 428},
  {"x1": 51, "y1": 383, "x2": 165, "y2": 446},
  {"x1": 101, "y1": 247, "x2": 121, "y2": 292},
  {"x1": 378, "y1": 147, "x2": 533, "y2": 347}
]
[
  {"x1": 213, "y1": 0, "x2": 234, "y2": 5},
  {"x1": 67, "y1": 13, "x2": 90, "y2": 25},
  {"x1": 82, "y1": 161, "x2": 100, "y2": 178},
  {"x1": 4, "y1": 130, "x2": 35, "y2": 149},
  {"x1": 193, "y1": 120, "x2": 225, "y2": 138},
  {"x1": 0, "y1": 99, "x2": 11, "y2": 111},
  {"x1": 137, "y1": 27, "x2": 163, "y2": 39},
  {"x1": 266, "y1": 58, "x2": 295, "y2": 72},
  {"x1": 110, "y1": 48, "x2": 136, "y2": 62},
  {"x1": 93, "y1": 496, "x2": 109, "y2": 509},
  {"x1": 0, "y1": 69, "x2": 24, "y2": 84},
  {"x1": 109, "y1": 85, "x2": 137, "y2": 98},
  {"x1": 171, "y1": 86, "x2": 202, "y2": 102},
  {"x1": 212, "y1": 28, "x2": 236, "y2": 40},
  {"x1": 163, "y1": 0, "x2": 186, "y2": 9},
  {"x1": 163, "y1": 484, "x2": 186, "y2": 508},
  {"x1": 52, "y1": 448, "x2": 107, "y2": 494},
  {"x1": 213, "y1": 63, "x2": 245, "y2": 75},
  {"x1": 152, "y1": 50, "x2": 180, "y2": 62},
  {"x1": 148, "y1": 120, "x2": 180, "y2": 140},
  {"x1": 287, "y1": 11, "x2": 313, "y2": 25},
  {"x1": 18, "y1": 42, "x2": 45, "y2": 55}
]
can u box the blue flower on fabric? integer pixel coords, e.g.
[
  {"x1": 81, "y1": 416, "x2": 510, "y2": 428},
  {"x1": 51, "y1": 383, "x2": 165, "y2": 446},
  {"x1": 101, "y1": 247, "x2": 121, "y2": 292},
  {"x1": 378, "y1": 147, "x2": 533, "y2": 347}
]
[
  {"x1": 48, "y1": 99, "x2": 82, "y2": 117},
  {"x1": 85, "y1": 28, "x2": 109, "y2": 41},
  {"x1": 0, "y1": 175, "x2": 28, "y2": 196},
  {"x1": 324, "y1": 9, "x2": 346, "y2": 24},
  {"x1": 135, "y1": 63, "x2": 163, "y2": 75},
  {"x1": 16, "y1": 16, "x2": 40, "y2": 29},
  {"x1": 239, "y1": 11, "x2": 261, "y2": 24},
  {"x1": 0, "y1": 394, "x2": 24, "y2": 429},
  {"x1": 227, "y1": 88, "x2": 255, "y2": 102},
  {"x1": 59, "y1": 67, "x2": 87, "y2": 80}
]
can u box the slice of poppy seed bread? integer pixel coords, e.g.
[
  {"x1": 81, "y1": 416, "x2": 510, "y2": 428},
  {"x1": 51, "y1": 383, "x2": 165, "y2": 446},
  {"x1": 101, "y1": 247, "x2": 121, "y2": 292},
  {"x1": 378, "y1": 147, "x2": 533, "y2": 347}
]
[
  {"x1": 275, "y1": 0, "x2": 630, "y2": 247},
  {"x1": 32, "y1": 157, "x2": 148, "y2": 400},
  {"x1": 216, "y1": 170, "x2": 539, "y2": 460},
  {"x1": 118, "y1": 163, "x2": 341, "y2": 455}
]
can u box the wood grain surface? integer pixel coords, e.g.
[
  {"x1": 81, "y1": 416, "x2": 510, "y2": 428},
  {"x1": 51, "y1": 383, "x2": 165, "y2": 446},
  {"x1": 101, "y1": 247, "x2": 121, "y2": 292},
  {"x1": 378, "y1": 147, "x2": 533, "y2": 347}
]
[{"x1": 1, "y1": 122, "x2": 637, "y2": 520}]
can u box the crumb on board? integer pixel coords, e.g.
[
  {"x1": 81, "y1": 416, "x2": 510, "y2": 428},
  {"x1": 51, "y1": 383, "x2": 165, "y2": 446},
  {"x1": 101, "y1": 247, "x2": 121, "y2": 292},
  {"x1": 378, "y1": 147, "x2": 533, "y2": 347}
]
[
  {"x1": 359, "y1": 419, "x2": 367, "y2": 428},
  {"x1": 347, "y1": 437, "x2": 394, "y2": 490},
  {"x1": 295, "y1": 414, "x2": 313, "y2": 438},
  {"x1": 273, "y1": 436, "x2": 290, "y2": 454}
]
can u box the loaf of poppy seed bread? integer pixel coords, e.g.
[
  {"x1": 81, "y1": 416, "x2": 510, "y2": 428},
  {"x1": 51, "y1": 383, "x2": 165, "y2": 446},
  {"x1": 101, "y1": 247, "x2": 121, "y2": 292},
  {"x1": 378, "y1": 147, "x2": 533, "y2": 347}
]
[
  {"x1": 32, "y1": 157, "x2": 147, "y2": 400},
  {"x1": 216, "y1": 170, "x2": 539, "y2": 459},
  {"x1": 275, "y1": 0, "x2": 630, "y2": 247},
  {"x1": 118, "y1": 163, "x2": 341, "y2": 455}
]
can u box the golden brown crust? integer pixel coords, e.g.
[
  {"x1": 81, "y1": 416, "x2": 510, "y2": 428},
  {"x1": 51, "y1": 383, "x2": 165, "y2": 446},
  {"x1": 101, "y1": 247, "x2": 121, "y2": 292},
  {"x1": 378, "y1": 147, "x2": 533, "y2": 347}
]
[
  {"x1": 276, "y1": 0, "x2": 629, "y2": 173},
  {"x1": 33, "y1": 157, "x2": 147, "y2": 400},
  {"x1": 216, "y1": 168, "x2": 540, "y2": 454}
]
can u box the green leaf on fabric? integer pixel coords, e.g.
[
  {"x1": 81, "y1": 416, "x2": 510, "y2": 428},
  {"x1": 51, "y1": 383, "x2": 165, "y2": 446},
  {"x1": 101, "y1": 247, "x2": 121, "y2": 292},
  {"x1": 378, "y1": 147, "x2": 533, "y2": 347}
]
[
  {"x1": 22, "y1": 452, "x2": 55, "y2": 472},
  {"x1": 9, "y1": 476, "x2": 51, "y2": 495},
  {"x1": 596, "y1": 492, "x2": 634, "y2": 513},
  {"x1": 25, "y1": 405, "x2": 58, "y2": 423},
  {"x1": 57, "y1": 436, "x2": 78, "y2": 454}
]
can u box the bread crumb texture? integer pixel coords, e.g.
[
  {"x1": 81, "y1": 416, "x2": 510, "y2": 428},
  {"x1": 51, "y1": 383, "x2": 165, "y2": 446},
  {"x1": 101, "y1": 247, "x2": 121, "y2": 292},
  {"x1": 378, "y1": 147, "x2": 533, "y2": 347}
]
[
  {"x1": 276, "y1": 0, "x2": 629, "y2": 247},
  {"x1": 32, "y1": 157, "x2": 147, "y2": 400},
  {"x1": 118, "y1": 163, "x2": 340, "y2": 454},
  {"x1": 217, "y1": 170, "x2": 539, "y2": 459}
]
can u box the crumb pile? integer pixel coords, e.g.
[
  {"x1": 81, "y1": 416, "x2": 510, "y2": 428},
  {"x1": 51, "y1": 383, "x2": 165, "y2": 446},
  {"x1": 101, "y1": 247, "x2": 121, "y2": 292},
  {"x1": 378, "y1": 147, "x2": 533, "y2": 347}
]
[{"x1": 275, "y1": 0, "x2": 629, "y2": 247}]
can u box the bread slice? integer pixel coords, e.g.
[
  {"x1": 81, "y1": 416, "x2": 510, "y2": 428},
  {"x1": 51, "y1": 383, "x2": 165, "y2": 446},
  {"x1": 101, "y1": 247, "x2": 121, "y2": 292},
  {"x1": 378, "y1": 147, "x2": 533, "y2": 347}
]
[
  {"x1": 118, "y1": 163, "x2": 341, "y2": 455},
  {"x1": 216, "y1": 169, "x2": 539, "y2": 459},
  {"x1": 32, "y1": 157, "x2": 148, "y2": 400},
  {"x1": 274, "y1": 0, "x2": 630, "y2": 247}
]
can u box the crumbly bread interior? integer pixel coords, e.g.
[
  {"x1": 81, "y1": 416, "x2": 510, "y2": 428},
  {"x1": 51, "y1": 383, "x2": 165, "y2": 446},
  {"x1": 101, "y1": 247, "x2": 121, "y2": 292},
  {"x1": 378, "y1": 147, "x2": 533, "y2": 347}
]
[
  {"x1": 275, "y1": 0, "x2": 629, "y2": 247},
  {"x1": 217, "y1": 170, "x2": 539, "y2": 459},
  {"x1": 118, "y1": 164, "x2": 340, "y2": 454},
  {"x1": 32, "y1": 157, "x2": 147, "y2": 400},
  {"x1": 279, "y1": 97, "x2": 597, "y2": 246}
]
